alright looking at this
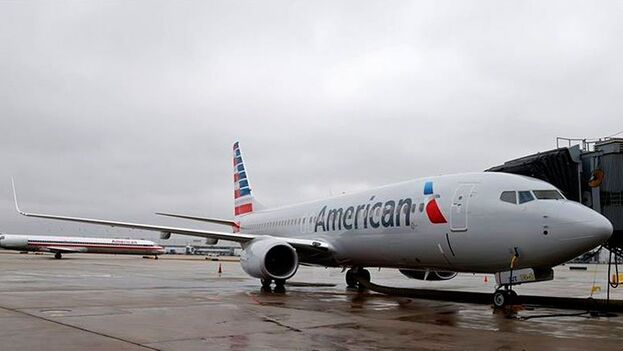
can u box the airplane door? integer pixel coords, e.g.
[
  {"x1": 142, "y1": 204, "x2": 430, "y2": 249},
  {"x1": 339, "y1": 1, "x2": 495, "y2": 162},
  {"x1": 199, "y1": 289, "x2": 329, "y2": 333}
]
[{"x1": 450, "y1": 184, "x2": 475, "y2": 232}]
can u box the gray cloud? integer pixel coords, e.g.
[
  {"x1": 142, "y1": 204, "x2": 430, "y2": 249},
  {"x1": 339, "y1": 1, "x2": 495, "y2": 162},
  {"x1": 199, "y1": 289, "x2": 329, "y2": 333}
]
[{"x1": 1, "y1": 1, "x2": 622, "y2": 243}]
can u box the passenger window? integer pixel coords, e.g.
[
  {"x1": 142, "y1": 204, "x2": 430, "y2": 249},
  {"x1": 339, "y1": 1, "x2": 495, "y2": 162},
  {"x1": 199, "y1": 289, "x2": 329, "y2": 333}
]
[
  {"x1": 500, "y1": 191, "x2": 517, "y2": 204},
  {"x1": 533, "y1": 190, "x2": 564, "y2": 200},
  {"x1": 518, "y1": 191, "x2": 534, "y2": 204}
]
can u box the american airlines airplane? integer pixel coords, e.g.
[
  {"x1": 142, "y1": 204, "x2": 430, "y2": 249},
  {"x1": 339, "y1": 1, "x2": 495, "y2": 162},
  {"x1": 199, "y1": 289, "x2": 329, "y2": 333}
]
[
  {"x1": 12, "y1": 142, "x2": 613, "y2": 307},
  {"x1": 0, "y1": 234, "x2": 164, "y2": 259}
]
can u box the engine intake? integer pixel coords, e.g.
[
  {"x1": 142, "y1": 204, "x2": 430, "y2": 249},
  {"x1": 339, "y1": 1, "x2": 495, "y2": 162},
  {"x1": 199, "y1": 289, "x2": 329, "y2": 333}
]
[
  {"x1": 399, "y1": 269, "x2": 457, "y2": 281},
  {"x1": 240, "y1": 238, "x2": 299, "y2": 280}
]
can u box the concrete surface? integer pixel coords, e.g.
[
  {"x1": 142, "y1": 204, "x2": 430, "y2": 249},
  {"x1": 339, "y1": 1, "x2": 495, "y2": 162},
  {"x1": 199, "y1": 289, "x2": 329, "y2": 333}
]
[{"x1": 0, "y1": 251, "x2": 622, "y2": 350}]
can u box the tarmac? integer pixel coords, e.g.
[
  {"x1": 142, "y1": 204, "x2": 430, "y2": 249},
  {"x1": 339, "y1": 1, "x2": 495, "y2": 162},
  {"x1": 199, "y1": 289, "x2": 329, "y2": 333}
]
[{"x1": 1, "y1": 251, "x2": 622, "y2": 350}]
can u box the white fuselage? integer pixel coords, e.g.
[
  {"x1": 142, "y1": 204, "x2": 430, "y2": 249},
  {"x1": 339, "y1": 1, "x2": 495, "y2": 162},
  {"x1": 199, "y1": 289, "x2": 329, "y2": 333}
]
[
  {"x1": 236, "y1": 172, "x2": 612, "y2": 273},
  {"x1": 0, "y1": 234, "x2": 165, "y2": 256}
]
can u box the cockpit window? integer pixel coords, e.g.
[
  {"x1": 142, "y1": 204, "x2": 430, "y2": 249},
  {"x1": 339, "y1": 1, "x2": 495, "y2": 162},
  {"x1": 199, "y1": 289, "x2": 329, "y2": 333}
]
[
  {"x1": 533, "y1": 190, "x2": 564, "y2": 200},
  {"x1": 500, "y1": 191, "x2": 517, "y2": 204},
  {"x1": 0, "y1": 235, "x2": 4, "y2": 240},
  {"x1": 518, "y1": 191, "x2": 535, "y2": 204}
]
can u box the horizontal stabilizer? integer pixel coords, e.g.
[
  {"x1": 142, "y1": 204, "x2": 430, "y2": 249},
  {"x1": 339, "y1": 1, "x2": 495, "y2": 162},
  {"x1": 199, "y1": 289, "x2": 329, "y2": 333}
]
[{"x1": 155, "y1": 212, "x2": 238, "y2": 227}]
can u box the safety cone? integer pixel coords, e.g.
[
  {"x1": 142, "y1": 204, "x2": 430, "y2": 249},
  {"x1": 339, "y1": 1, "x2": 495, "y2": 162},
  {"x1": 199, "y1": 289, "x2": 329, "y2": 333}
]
[{"x1": 218, "y1": 263, "x2": 223, "y2": 276}]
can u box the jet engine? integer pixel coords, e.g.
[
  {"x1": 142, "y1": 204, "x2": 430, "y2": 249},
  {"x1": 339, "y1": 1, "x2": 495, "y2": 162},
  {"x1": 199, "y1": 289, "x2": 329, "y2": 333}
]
[
  {"x1": 399, "y1": 269, "x2": 457, "y2": 281},
  {"x1": 240, "y1": 238, "x2": 299, "y2": 280},
  {"x1": 205, "y1": 238, "x2": 218, "y2": 245}
]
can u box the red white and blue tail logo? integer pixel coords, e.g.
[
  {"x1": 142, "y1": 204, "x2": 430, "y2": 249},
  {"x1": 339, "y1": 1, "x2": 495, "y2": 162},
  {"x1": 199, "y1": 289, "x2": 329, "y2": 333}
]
[{"x1": 233, "y1": 142, "x2": 254, "y2": 216}]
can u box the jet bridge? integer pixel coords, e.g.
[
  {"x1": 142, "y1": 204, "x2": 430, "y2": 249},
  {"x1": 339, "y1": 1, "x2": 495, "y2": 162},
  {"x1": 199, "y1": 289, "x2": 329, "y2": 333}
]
[{"x1": 487, "y1": 137, "x2": 623, "y2": 256}]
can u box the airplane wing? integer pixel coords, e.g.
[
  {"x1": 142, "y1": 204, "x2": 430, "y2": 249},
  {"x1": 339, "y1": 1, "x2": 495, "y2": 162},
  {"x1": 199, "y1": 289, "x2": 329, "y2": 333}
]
[
  {"x1": 11, "y1": 181, "x2": 331, "y2": 252},
  {"x1": 39, "y1": 246, "x2": 88, "y2": 253},
  {"x1": 155, "y1": 212, "x2": 239, "y2": 227}
]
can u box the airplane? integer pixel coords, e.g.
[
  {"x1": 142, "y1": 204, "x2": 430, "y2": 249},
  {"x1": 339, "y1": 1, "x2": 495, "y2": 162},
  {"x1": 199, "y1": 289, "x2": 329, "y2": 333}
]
[
  {"x1": 11, "y1": 142, "x2": 613, "y2": 307},
  {"x1": 0, "y1": 233, "x2": 165, "y2": 259}
]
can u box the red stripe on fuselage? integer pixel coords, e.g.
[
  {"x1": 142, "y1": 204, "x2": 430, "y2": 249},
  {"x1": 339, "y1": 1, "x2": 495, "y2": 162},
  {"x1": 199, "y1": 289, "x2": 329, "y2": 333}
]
[{"x1": 28, "y1": 243, "x2": 162, "y2": 250}]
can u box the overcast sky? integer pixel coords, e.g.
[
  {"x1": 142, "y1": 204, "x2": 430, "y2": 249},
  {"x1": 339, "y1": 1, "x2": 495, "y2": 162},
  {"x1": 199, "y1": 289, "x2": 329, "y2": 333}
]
[{"x1": 1, "y1": 1, "x2": 622, "y2": 243}]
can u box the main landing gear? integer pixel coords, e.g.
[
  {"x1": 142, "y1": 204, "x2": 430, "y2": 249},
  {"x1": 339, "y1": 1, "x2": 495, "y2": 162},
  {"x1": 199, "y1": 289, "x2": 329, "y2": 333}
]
[
  {"x1": 54, "y1": 252, "x2": 62, "y2": 259},
  {"x1": 345, "y1": 267, "x2": 370, "y2": 291},
  {"x1": 260, "y1": 278, "x2": 286, "y2": 293}
]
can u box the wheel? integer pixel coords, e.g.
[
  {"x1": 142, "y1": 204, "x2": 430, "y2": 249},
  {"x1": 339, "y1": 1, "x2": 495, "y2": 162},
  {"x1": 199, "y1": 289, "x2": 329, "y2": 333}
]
[
  {"x1": 359, "y1": 269, "x2": 371, "y2": 282},
  {"x1": 493, "y1": 289, "x2": 516, "y2": 308},
  {"x1": 493, "y1": 291, "x2": 506, "y2": 308},
  {"x1": 54, "y1": 252, "x2": 62, "y2": 260},
  {"x1": 260, "y1": 278, "x2": 272, "y2": 292},
  {"x1": 507, "y1": 290, "x2": 517, "y2": 305},
  {"x1": 154, "y1": 256, "x2": 159, "y2": 260},
  {"x1": 345, "y1": 269, "x2": 358, "y2": 288},
  {"x1": 274, "y1": 279, "x2": 286, "y2": 293},
  {"x1": 261, "y1": 278, "x2": 272, "y2": 288},
  {"x1": 356, "y1": 268, "x2": 371, "y2": 292}
]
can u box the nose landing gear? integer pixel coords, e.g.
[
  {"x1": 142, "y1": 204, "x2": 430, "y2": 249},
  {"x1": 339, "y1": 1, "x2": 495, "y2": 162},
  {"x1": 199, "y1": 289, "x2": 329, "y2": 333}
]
[{"x1": 493, "y1": 288, "x2": 518, "y2": 309}]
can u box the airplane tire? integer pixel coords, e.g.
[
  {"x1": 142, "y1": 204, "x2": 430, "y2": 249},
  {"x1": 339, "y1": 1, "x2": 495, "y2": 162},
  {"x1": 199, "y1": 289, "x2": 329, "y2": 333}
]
[
  {"x1": 493, "y1": 290, "x2": 516, "y2": 308},
  {"x1": 261, "y1": 278, "x2": 272, "y2": 288},
  {"x1": 54, "y1": 253, "x2": 62, "y2": 260},
  {"x1": 274, "y1": 279, "x2": 286, "y2": 293},
  {"x1": 357, "y1": 269, "x2": 371, "y2": 292},
  {"x1": 345, "y1": 270, "x2": 358, "y2": 288},
  {"x1": 493, "y1": 291, "x2": 506, "y2": 308}
]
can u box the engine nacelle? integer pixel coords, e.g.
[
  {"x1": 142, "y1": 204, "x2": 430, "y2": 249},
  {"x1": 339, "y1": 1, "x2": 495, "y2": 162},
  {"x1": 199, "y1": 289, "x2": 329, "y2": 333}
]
[
  {"x1": 160, "y1": 231, "x2": 172, "y2": 240},
  {"x1": 399, "y1": 269, "x2": 458, "y2": 281},
  {"x1": 240, "y1": 238, "x2": 299, "y2": 280},
  {"x1": 205, "y1": 238, "x2": 218, "y2": 245}
]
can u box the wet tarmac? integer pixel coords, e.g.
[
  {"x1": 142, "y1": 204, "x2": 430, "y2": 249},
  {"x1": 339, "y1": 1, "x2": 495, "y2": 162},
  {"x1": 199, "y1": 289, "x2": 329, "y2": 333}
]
[{"x1": 1, "y1": 251, "x2": 622, "y2": 350}]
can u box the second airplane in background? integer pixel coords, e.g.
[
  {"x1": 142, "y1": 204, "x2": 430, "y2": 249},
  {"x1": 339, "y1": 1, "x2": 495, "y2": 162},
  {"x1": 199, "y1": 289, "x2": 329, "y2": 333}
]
[
  {"x1": 12, "y1": 142, "x2": 612, "y2": 307},
  {"x1": 0, "y1": 233, "x2": 164, "y2": 259}
]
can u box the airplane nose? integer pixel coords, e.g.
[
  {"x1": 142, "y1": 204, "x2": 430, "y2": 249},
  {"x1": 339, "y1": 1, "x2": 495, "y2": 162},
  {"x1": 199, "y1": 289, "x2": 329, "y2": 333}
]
[
  {"x1": 587, "y1": 212, "x2": 613, "y2": 243},
  {"x1": 556, "y1": 202, "x2": 613, "y2": 245}
]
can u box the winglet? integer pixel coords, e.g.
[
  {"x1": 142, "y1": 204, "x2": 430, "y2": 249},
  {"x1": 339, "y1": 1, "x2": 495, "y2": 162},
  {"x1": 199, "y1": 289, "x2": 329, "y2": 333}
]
[{"x1": 11, "y1": 178, "x2": 25, "y2": 215}]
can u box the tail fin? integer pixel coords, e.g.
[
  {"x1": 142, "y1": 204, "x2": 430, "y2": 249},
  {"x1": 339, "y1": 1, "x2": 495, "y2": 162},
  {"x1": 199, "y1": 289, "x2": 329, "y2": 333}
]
[{"x1": 233, "y1": 142, "x2": 261, "y2": 217}]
